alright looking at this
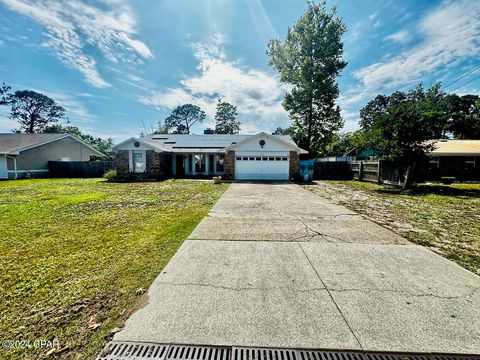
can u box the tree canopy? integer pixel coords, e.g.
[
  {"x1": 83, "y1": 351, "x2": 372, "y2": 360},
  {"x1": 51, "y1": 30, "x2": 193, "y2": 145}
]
[
  {"x1": 360, "y1": 83, "x2": 480, "y2": 140},
  {"x1": 214, "y1": 100, "x2": 240, "y2": 134},
  {"x1": 164, "y1": 104, "x2": 206, "y2": 134},
  {"x1": 6, "y1": 90, "x2": 66, "y2": 133},
  {"x1": 446, "y1": 94, "x2": 480, "y2": 139},
  {"x1": 267, "y1": 0, "x2": 347, "y2": 155}
]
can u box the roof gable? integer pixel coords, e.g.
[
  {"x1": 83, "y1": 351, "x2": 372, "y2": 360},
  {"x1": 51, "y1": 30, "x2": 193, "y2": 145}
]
[{"x1": 226, "y1": 132, "x2": 307, "y2": 154}]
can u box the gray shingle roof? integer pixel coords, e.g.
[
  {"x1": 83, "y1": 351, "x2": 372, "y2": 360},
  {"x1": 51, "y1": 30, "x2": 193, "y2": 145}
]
[
  {"x1": 141, "y1": 134, "x2": 297, "y2": 152},
  {"x1": 0, "y1": 133, "x2": 68, "y2": 154}
]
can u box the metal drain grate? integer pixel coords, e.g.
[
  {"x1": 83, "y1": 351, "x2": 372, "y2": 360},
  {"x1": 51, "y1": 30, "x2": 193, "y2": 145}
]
[
  {"x1": 97, "y1": 342, "x2": 480, "y2": 360},
  {"x1": 167, "y1": 344, "x2": 231, "y2": 360},
  {"x1": 98, "y1": 342, "x2": 169, "y2": 359},
  {"x1": 233, "y1": 347, "x2": 480, "y2": 360}
]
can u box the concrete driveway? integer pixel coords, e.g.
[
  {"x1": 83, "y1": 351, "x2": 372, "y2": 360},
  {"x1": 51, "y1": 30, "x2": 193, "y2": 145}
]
[{"x1": 115, "y1": 183, "x2": 480, "y2": 354}]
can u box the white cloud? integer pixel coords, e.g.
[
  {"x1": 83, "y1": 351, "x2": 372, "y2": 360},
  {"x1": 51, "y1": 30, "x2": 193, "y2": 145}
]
[
  {"x1": 140, "y1": 34, "x2": 289, "y2": 133},
  {"x1": 353, "y1": 0, "x2": 480, "y2": 91},
  {"x1": 384, "y1": 30, "x2": 411, "y2": 43},
  {"x1": 0, "y1": 0, "x2": 153, "y2": 88}
]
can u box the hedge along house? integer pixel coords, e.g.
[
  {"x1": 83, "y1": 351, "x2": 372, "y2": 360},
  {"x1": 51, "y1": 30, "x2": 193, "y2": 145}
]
[
  {"x1": 0, "y1": 133, "x2": 104, "y2": 179},
  {"x1": 425, "y1": 139, "x2": 480, "y2": 181},
  {"x1": 112, "y1": 132, "x2": 307, "y2": 181}
]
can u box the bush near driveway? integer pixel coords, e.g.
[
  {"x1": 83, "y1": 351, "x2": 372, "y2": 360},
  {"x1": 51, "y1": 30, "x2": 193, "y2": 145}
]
[
  {"x1": 306, "y1": 181, "x2": 480, "y2": 275},
  {"x1": 0, "y1": 178, "x2": 228, "y2": 360}
]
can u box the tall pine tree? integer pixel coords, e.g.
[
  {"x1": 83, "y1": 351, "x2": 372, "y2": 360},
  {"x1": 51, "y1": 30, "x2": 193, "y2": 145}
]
[
  {"x1": 214, "y1": 99, "x2": 240, "y2": 134},
  {"x1": 267, "y1": 1, "x2": 347, "y2": 155}
]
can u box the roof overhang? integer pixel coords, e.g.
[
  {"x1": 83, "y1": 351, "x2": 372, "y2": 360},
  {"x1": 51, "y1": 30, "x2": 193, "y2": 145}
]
[
  {"x1": 226, "y1": 132, "x2": 308, "y2": 154},
  {"x1": 427, "y1": 152, "x2": 480, "y2": 157}
]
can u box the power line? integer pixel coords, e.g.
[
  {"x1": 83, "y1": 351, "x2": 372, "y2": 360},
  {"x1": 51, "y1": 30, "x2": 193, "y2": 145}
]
[
  {"x1": 442, "y1": 65, "x2": 480, "y2": 90},
  {"x1": 448, "y1": 73, "x2": 480, "y2": 93}
]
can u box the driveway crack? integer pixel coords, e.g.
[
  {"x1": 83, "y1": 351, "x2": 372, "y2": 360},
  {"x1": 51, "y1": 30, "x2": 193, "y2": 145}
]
[
  {"x1": 297, "y1": 242, "x2": 364, "y2": 350},
  {"x1": 156, "y1": 281, "x2": 326, "y2": 292},
  {"x1": 296, "y1": 217, "x2": 347, "y2": 243}
]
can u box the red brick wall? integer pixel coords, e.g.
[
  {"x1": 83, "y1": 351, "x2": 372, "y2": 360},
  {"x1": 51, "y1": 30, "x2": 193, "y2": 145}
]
[
  {"x1": 224, "y1": 151, "x2": 235, "y2": 179},
  {"x1": 116, "y1": 150, "x2": 129, "y2": 176},
  {"x1": 289, "y1": 151, "x2": 299, "y2": 180}
]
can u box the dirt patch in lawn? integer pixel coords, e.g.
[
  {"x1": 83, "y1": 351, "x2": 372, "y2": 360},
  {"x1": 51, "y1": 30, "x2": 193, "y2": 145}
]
[{"x1": 305, "y1": 181, "x2": 480, "y2": 275}]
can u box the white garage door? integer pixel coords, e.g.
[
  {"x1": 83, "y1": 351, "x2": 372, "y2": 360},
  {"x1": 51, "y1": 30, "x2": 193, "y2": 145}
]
[{"x1": 235, "y1": 154, "x2": 289, "y2": 180}]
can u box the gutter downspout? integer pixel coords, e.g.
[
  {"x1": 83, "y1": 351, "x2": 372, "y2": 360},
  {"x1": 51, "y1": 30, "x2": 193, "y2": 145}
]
[{"x1": 6, "y1": 155, "x2": 17, "y2": 179}]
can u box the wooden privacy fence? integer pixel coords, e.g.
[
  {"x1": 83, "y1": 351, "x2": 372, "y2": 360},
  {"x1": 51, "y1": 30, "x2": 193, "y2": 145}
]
[
  {"x1": 350, "y1": 160, "x2": 406, "y2": 186},
  {"x1": 313, "y1": 161, "x2": 352, "y2": 180},
  {"x1": 49, "y1": 161, "x2": 115, "y2": 178}
]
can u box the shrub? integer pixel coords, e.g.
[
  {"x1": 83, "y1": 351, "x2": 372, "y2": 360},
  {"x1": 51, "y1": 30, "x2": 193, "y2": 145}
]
[{"x1": 103, "y1": 169, "x2": 117, "y2": 182}]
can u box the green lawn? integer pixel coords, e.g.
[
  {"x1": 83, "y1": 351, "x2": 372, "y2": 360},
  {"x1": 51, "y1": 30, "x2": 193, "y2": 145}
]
[
  {"x1": 306, "y1": 181, "x2": 480, "y2": 275},
  {"x1": 0, "y1": 178, "x2": 228, "y2": 360}
]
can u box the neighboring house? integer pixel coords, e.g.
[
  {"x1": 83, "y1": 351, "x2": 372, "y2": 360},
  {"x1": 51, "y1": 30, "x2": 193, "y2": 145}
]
[
  {"x1": 425, "y1": 139, "x2": 480, "y2": 181},
  {"x1": 0, "y1": 133, "x2": 104, "y2": 179},
  {"x1": 112, "y1": 132, "x2": 307, "y2": 181},
  {"x1": 344, "y1": 148, "x2": 381, "y2": 162}
]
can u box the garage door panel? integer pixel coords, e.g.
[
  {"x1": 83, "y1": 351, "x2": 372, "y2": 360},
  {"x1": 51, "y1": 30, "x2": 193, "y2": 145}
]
[{"x1": 235, "y1": 155, "x2": 289, "y2": 180}]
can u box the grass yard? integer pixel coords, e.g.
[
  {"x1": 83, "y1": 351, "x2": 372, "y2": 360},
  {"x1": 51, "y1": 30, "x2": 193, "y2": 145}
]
[
  {"x1": 0, "y1": 178, "x2": 228, "y2": 360},
  {"x1": 306, "y1": 181, "x2": 480, "y2": 275}
]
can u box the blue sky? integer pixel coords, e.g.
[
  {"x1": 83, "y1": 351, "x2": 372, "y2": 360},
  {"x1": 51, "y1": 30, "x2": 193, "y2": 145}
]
[{"x1": 0, "y1": 0, "x2": 479, "y2": 142}]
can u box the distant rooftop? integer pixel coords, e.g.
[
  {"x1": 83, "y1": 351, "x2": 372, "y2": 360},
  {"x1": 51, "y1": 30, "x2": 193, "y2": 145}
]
[
  {"x1": 429, "y1": 139, "x2": 480, "y2": 156},
  {"x1": 0, "y1": 133, "x2": 66, "y2": 154}
]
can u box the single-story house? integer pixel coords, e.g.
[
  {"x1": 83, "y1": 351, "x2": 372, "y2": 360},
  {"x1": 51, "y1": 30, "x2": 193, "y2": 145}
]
[
  {"x1": 425, "y1": 139, "x2": 480, "y2": 181},
  {"x1": 112, "y1": 132, "x2": 308, "y2": 180},
  {"x1": 0, "y1": 133, "x2": 104, "y2": 179}
]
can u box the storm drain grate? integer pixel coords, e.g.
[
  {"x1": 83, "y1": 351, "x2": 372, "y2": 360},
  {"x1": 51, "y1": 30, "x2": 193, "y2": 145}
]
[
  {"x1": 97, "y1": 342, "x2": 169, "y2": 359},
  {"x1": 233, "y1": 348, "x2": 480, "y2": 360},
  {"x1": 97, "y1": 342, "x2": 479, "y2": 360},
  {"x1": 167, "y1": 344, "x2": 231, "y2": 360}
]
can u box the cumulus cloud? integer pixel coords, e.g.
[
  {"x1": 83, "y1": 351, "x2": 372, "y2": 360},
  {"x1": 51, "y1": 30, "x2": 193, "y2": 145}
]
[
  {"x1": 140, "y1": 34, "x2": 289, "y2": 133},
  {"x1": 353, "y1": 0, "x2": 480, "y2": 91},
  {"x1": 0, "y1": 0, "x2": 153, "y2": 88}
]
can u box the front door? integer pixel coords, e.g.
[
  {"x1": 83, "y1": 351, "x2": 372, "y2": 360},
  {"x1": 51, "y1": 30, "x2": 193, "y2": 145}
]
[
  {"x1": 176, "y1": 155, "x2": 185, "y2": 177},
  {"x1": 0, "y1": 155, "x2": 8, "y2": 179}
]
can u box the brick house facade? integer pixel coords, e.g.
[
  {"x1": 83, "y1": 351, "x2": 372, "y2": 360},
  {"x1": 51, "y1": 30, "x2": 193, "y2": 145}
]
[{"x1": 112, "y1": 133, "x2": 306, "y2": 181}]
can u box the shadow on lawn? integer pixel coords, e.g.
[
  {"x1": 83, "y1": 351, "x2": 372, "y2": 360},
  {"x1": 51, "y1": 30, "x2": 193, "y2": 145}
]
[{"x1": 374, "y1": 184, "x2": 480, "y2": 198}]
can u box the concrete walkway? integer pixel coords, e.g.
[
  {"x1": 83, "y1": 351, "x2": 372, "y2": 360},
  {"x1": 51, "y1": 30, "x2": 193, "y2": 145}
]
[{"x1": 115, "y1": 183, "x2": 480, "y2": 354}]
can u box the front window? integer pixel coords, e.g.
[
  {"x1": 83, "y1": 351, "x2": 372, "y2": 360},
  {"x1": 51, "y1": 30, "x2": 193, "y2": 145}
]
[
  {"x1": 195, "y1": 154, "x2": 205, "y2": 173},
  {"x1": 132, "y1": 151, "x2": 145, "y2": 173},
  {"x1": 216, "y1": 154, "x2": 225, "y2": 172},
  {"x1": 429, "y1": 156, "x2": 439, "y2": 169},
  {"x1": 465, "y1": 157, "x2": 475, "y2": 168}
]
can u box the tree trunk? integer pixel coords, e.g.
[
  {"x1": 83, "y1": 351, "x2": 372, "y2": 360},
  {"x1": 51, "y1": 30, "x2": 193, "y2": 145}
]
[{"x1": 402, "y1": 162, "x2": 416, "y2": 190}]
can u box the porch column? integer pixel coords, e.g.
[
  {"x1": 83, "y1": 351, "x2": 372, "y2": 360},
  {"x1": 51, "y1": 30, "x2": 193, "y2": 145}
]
[
  {"x1": 191, "y1": 154, "x2": 195, "y2": 175},
  {"x1": 214, "y1": 154, "x2": 217, "y2": 175},
  {"x1": 172, "y1": 154, "x2": 176, "y2": 176},
  {"x1": 205, "y1": 154, "x2": 210, "y2": 175},
  {"x1": 183, "y1": 155, "x2": 188, "y2": 175}
]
